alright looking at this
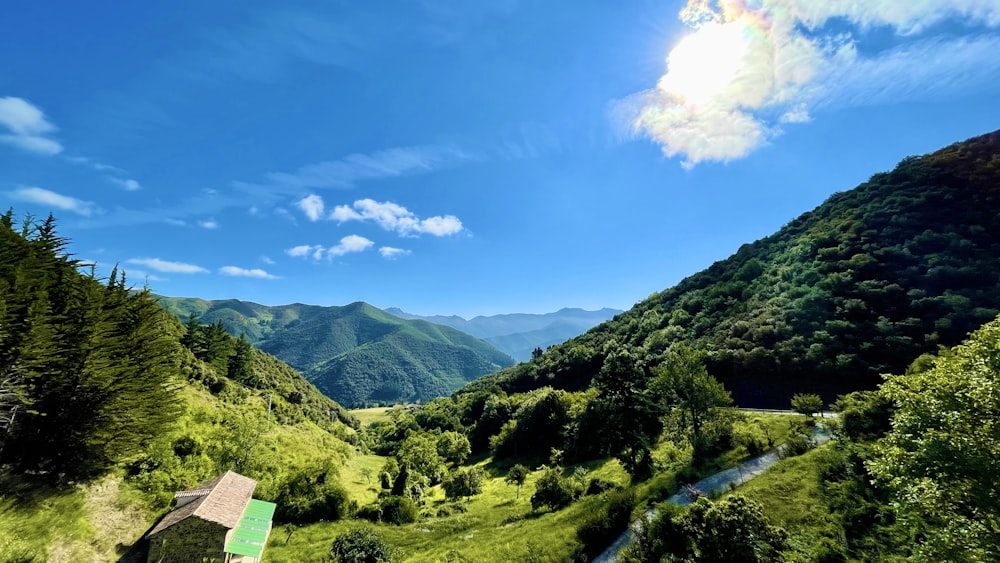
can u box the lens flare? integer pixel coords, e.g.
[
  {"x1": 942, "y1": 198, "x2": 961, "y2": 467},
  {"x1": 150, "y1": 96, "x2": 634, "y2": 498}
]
[{"x1": 658, "y1": 19, "x2": 751, "y2": 104}]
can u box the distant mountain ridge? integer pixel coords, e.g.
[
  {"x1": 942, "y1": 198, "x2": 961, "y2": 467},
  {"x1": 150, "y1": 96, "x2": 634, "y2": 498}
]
[
  {"x1": 155, "y1": 297, "x2": 515, "y2": 406},
  {"x1": 384, "y1": 307, "x2": 623, "y2": 361}
]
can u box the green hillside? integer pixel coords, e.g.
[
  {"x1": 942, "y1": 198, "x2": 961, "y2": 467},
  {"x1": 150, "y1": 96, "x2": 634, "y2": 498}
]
[
  {"x1": 156, "y1": 297, "x2": 515, "y2": 407},
  {"x1": 0, "y1": 213, "x2": 361, "y2": 560},
  {"x1": 468, "y1": 129, "x2": 1000, "y2": 407}
]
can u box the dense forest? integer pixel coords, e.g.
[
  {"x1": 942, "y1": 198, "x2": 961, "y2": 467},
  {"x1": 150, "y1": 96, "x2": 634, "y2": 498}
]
[
  {"x1": 469, "y1": 130, "x2": 1000, "y2": 407},
  {"x1": 157, "y1": 296, "x2": 515, "y2": 407}
]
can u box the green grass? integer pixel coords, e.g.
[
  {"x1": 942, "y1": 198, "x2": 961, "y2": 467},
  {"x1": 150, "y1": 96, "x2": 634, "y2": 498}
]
[
  {"x1": 724, "y1": 442, "x2": 840, "y2": 560},
  {"x1": 264, "y1": 412, "x2": 810, "y2": 562},
  {"x1": 351, "y1": 407, "x2": 394, "y2": 428}
]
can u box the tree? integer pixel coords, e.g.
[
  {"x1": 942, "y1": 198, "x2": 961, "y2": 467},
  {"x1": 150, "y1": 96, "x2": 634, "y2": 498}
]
[
  {"x1": 627, "y1": 495, "x2": 787, "y2": 562},
  {"x1": 442, "y1": 466, "x2": 485, "y2": 500},
  {"x1": 435, "y1": 431, "x2": 471, "y2": 467},
  {"x1": 790, "y1": 393, "x2": 824, "y2": 417},
  {"x1": 396, "y1": 433, "x2": 446, "y2": 484},
  {"x1": 531, "y1": 466, "x2": 580, "y2": 511},
  {"x1": 651, "y1": 345, "x2": 732, "y2": 443},
  {"x1": 584, "y1": 344, "x2": 663, "y2": 479},
  {"x1": 505, "y1": 464, "x2": 529, "y2": 500},
  {"x1": 330, "y1": 528, "x2": 393, "y2": 563},
  {"x1": 868, "y1": 316, "x2": 1000, "y2": 561}
]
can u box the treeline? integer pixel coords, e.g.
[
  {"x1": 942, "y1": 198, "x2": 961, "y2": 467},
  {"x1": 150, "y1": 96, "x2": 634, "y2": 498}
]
[
  {"x1": 0, "y1": 212, "x2": 181, "y2": 481},
  {"x1": 0, "y1": 212, "x2": 356, "y2": 489},
  {"x1": 470, "y1": 130, "x2": 1000, "y2": 406}
]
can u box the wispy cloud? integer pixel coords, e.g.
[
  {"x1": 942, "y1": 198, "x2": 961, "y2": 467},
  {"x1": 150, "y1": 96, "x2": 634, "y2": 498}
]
[
  {"x1": 198, "y1": 219, "x2": 219, "y2": 229},
  {"x1": 260, "y1": 255, "x2": 275, "y2": 265},
  {"x1": 379, "y1": 246, "x2": 411, "y2": 259},
  {"x1": 126, "y1": 257, "x2": 209, "y2": 274},
  {"x1": 618, "y1": 0, "x2": 1000, "y2": 167},
  {"x1": 110, "y1": 177, "x2": 142, "y2": 191},
  {"x1": 0, "y1": 97, "x2": 62, "y2": 155},
  {"x1": 9, "y1": 186, "x2": 98, "y2": 216},
  {"x1": 264, "y1": 145, "x2": 474, "y2": 190},
  {"x1": 331, "y1": 198, "x2": 463, "y2": 237},
  {"x1": 286, "y1": 235, "x2": 375, "y2": 261},
  {"x1": 219, "y1": 266, "x2": 279, "y2": 279}
]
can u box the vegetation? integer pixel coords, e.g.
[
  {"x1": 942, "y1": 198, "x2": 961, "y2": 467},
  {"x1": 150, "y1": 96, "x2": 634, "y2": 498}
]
[
  {"x1": 330, "y1": 527, "x2": 394, "y2": 563},
  {"x1": 157, "y1": 297, "x2": 515, "y2": 407},
  {"x1": 469, "y1": 131, "x2": 1000, "y2": 407},
  {"x1": 0, "y1": 214, "x2": 361, "y2": 559}
]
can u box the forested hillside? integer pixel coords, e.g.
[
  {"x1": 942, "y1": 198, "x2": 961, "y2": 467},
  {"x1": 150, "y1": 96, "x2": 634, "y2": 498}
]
[
  {"x1": 157, "y1": 297, "x2": 515, "y2": 407},
  {"x1": 0, "y1": 213, "x2": 363, "y2": 559},
  {"x1": 470, "y1": 130, "x2": 1000, "y2": 406}
]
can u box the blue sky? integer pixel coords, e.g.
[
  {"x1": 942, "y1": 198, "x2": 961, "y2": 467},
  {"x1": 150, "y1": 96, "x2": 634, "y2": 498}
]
[{"x1": 2, "y1": 1, "x2": 1000, "y2": 317}]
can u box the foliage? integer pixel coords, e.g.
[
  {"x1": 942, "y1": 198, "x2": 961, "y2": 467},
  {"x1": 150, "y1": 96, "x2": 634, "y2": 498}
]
[
  {"x1": 0, "y1": 213, "x2": 181, "y2": 480},
  {"x1": 157, "y1": 297, "x2": 515, "y2": 407},
  {"x1": 627, "y1": 495, "x2": 787, "y2": 562},
  {"x1": 576, "y1": 487, "x2": 636, "y2": 557},
  {"x1": 330, "y1": 527, "x2": 394, "y2": 563},
  {"x1": 530, "y1": 466, "x2": 582, "y2": 511},
  {"x1": 505, "y1": 464, "x2": 529, "y2": 499},
  {"x1": 469, "y1": 131, "x2": 1000, "y2": 407},
  {"x1": 651, "y1": 345, "x2": 732, "y2": 450},
  {"x1": 868, "y1": 315, "x2": 1000, "y2": 561},
  {"x1": 273, "y1": 458, "x2": 352, "y2": 524},
  {"x1": 357, "y1": 496, "x2": 419, "y2": 525},
  {"x1": 442, "y1": 466, "x2": 485, "y2": 500},
  {"x1": 790, "y1": 393, "x2": 824, "y2": 416}
]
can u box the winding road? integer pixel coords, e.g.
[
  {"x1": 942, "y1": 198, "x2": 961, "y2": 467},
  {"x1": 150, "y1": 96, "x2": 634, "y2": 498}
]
[{"x1": 593, "y1": 422, "x2": 834, "y2": 562}]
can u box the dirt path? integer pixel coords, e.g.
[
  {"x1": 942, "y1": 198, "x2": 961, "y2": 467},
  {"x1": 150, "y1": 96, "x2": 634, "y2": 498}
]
[{"x1": 593, "y1": 424, "x2": 833, "y2": 563}]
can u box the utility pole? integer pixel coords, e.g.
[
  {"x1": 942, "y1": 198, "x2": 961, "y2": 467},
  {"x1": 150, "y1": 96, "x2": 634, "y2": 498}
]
[{"x1": 267, "y1": 393, "x2": 272, "y2": 424}]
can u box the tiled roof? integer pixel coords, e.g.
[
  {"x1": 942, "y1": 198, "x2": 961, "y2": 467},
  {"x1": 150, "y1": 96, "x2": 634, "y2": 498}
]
[{"x1": 147, "y1": 471, "x2": 258, "y2": 537}]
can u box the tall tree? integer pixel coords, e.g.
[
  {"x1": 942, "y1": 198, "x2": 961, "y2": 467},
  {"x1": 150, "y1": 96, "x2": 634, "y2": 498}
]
[{"x1": 651, "y1": 345, "x2": 732, "y2": 442}]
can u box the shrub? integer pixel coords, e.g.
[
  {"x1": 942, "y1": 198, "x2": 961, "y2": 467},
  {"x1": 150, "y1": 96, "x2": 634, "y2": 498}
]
[
  {"x1": 330, "y1": 527, "x2": 393, "y2": 563},
  {"x1": 585, "y1": 478, "x2": 620, "y2": 496},
  {"x1": 576, "y1": 488, "x2": 637, "y2": 557},
  {"x1": 530, "y1": 466, "x2": 582, "y2": 511},
  {"x1": 357, "y1": 496, "x2": 419, "y2": 525},
  {"x1": 442, "y1": 467, "x2": 485, "y2": 500}
]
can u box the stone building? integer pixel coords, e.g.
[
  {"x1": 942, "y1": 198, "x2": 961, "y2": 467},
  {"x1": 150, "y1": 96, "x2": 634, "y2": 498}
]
[{"x1": 146, "y1": 470, "x2": 275, "y2": 563}]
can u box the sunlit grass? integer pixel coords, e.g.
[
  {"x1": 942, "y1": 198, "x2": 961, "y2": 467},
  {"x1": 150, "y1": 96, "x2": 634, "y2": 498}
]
[{"x1": 351, "y1": 407, "x2": 394, "y2": 427}]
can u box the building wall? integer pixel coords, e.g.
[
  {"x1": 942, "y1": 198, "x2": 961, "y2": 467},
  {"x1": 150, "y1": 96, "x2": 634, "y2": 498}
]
[{"x1": 147, "y1": 517, "x2": 229, "y2": 563}]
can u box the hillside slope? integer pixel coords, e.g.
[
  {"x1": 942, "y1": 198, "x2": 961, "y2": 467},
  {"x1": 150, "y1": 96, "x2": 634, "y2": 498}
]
[
  {"x1": 467, "y1": 129, "x2": 1000, "y2": 406},
  {"x1": 157, "y1": 298, "x2": 515, "y2": 406},
  {"x1": 385, "y1": 307, "x2": 622, "y2": 361}
]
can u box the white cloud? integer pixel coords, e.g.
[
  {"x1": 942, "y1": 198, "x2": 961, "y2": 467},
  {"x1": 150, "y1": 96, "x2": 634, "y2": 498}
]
[
  {"x1": 287, "y1": 236, "x2": 375, "y2": 260},
  {"x1": 329, "y1": 235, "x2": 374, "y2": 257},
  {"x1": 296, "y1": 194, "x2": 325, "y2": 221},
  {"x1": 379, "y1": 246, "x2": 411, "y2": 259},
  {"x1": 331, "y1": 199, "x2": 464, "y2": 237},
  {"x1": 219, "y1": 266, "x2": 279, "y2": 279},
  {"x1": 198, "y1": 219, "x2": 219, "y2": 229},
  {"x1": 120, "y1": 269, "x2": 166, "y2": 282},
  {"x1": 0, "y1": 97, "x2": 62, "y2": 155},
  {"x1": 286, "y1": 245, "x2": 316, "y2": 258},
  {"x1": 9, "y1": 186, "x2": 97, "y2": 216},
  {"x1": 111, "y1": 177, "x2": 142, "y2": 191},
  {"x1": 620, "y1": 0, "x2": 1000, "y2": 167},
  {"x1": 126, "y1": 257, "x2": 209, "y2": 274},
  {"x1": 265, "y1": 145, "x2": 473, "y2": 189},
  {"x1": 260, "y1": 255, "x2": 275, "y2": 265}
]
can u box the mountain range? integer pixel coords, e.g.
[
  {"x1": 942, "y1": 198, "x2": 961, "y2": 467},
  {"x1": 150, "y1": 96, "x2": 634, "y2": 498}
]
[
  {"x1": 155, "y1": 297, "x2": 515, "y2": 407},
  {"x1": 467, "y1": 129, "x2": 1000, "y2": 407},
  {"x1": 384, "y1": 307, "x2": 622, "y2": 361}
]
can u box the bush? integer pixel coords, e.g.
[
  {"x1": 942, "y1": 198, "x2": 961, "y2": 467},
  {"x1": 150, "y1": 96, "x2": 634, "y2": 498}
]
[
  {"x1": 330, "y1": 527, "x2": 393, "y2": 563},
  {"x1": 576, "y1": 488, "x2": 637, "y2": 557},
  {"x1": 585, "y1": 478, "x2": 620, "y2": 496},
  {"x1": 780, "y1": 433, "x2": 815, "y2": 459},
  {"x1": 530, "y1": 466, "x2": 582, "y2": 511},
  {"x1": 442, "y1": 467, "x2": 485, "y2": 500},
  {"x1": 357, "y1": 496, "x2": 419, "y2": 525}
]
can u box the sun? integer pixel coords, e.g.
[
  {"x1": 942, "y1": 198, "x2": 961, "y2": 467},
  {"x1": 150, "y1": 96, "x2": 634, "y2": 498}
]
[{"x1": 658, "y1": 20, "x2": 751, "y2": 104}]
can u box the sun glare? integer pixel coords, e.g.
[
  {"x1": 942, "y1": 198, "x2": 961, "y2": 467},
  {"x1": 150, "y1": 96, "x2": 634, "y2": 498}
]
[{"x1": 658, "y1": 20, "x2": 750, "y2": 103}]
